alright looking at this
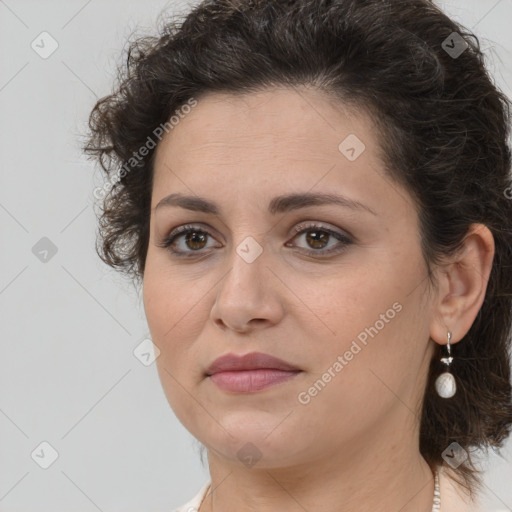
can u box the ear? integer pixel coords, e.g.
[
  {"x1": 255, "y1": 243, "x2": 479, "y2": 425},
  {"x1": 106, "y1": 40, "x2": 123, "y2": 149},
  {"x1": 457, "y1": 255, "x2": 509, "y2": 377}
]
[{"x1": 430, "y1": 223, "x2": 495, "y2": 345}]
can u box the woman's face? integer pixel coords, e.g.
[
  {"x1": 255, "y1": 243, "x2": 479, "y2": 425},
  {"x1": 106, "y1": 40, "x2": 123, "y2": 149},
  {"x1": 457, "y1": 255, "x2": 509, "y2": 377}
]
[{"x1": 143, "y1": 87, "x2": 436, "y2": 468}]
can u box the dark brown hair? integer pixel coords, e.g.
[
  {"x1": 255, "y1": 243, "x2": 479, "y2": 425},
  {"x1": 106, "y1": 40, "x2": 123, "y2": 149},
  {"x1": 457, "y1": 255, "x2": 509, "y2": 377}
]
[{"x1": 84, "y1": 0, "x2": 512, "y2": 498}]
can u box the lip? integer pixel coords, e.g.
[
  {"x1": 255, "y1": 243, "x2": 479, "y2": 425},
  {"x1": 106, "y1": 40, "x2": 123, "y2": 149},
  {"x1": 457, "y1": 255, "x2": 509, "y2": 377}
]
[
  {"x1": 205, "y1": 352, "x2": 302, "y2": 393},
  {"x1": 206, "y1": 352, "x2": 300, "y2": 375}
]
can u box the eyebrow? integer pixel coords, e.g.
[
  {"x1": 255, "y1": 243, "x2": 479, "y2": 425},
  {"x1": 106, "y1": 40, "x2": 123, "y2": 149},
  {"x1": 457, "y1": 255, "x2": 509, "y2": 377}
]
[{"x1": 155, "y1": 192, "x2": 377, "y2": 216}]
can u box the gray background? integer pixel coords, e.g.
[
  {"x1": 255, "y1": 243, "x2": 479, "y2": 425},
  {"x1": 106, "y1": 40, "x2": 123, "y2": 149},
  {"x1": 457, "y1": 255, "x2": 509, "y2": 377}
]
[{"x1": 0, "y1": 0, "x2": 511, "y2": 510}]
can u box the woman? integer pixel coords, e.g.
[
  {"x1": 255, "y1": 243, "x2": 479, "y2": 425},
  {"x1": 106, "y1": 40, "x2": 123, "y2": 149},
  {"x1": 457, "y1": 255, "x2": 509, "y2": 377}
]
[{"x1": 84, "y1": 0, "x2": 512, "y2": 510}]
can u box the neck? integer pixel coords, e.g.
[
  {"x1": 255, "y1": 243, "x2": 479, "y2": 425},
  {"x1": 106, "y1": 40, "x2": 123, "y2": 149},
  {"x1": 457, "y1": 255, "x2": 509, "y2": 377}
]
[{"x1": 199, "y1": 419, "x2": 436, "y2": 512}]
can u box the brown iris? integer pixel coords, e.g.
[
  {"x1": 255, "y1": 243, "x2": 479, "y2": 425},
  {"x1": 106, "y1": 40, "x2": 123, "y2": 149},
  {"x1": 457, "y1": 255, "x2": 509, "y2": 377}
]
[
  {"x1": 305, "y1": 230, "x2": 329, "y2": 249},
  {"x1": 185, "y1": 231, "x2": 208, "y2": 250}
]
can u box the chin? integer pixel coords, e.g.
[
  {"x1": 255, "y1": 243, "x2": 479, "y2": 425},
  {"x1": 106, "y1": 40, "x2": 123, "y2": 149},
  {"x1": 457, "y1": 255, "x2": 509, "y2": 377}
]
[{"x1": 194, "y1": 416, "x2": 309, "y2": 467}]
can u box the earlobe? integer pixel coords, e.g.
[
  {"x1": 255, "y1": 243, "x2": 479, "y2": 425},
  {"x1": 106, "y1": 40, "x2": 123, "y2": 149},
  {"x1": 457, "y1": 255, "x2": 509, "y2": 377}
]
[{"x1": 429, "y1": 223, "x2": 495, "y2": 345}]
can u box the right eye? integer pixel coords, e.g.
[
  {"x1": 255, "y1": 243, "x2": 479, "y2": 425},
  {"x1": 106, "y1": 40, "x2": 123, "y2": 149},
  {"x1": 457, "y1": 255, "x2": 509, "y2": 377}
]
[{"x1": 157, "y1": 224, "x2": 222, "y2": 257}]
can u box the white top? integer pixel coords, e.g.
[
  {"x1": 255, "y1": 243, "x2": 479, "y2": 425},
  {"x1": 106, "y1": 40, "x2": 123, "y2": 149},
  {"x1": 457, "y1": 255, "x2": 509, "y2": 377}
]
[
  {"x1": 173, "y1": 467, "x2": 484, "y2": 512},
  {"x1": 173, "y1": 481, "x2": 210, "y2": 512}
]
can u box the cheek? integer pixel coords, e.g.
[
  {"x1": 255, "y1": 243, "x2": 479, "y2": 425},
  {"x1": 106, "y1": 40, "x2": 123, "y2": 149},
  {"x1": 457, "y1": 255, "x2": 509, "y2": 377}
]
[
  {"x1": 296, "y1": 251, "x2": 429, "y2": 387},
  {"x1": 143, "y1": 265, "x2": 191, "y2": 375},
  {"x1": 142, "y1": 259, "x2": 217, "y2": 392},
  {"x1": 143, "y1": 268, "x2": 208, "y2": 425},
  {"x1": 293, "y1": 262, "x2": 404, "y2": 345},
  {"x1": 143, "y1": 252, "x2": 208, "y2": 337}
]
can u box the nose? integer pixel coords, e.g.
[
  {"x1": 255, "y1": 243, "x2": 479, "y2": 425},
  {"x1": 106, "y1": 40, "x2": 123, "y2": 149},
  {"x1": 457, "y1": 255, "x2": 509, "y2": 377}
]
[{"x1": 209, "y1": 240, "x2": 285, "y2": 334}]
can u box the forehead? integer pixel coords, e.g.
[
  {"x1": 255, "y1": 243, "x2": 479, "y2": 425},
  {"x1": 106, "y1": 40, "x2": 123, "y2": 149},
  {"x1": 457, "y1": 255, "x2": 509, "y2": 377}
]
[
  {"x1": 150, "y1": 87, "x2": 417, "y2": 232},
  {"x1": 157, "y1": 87, "x2": 373, "y2": 150},
  {"x1": 152, "y1": 86, "x2": 381, "y2": 191}
]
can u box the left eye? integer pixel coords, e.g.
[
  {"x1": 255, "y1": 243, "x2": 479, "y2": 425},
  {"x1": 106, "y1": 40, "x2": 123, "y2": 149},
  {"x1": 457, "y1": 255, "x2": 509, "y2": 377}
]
[{"x1": 286, "y1": 223, "x2": 352, "y2": 256}]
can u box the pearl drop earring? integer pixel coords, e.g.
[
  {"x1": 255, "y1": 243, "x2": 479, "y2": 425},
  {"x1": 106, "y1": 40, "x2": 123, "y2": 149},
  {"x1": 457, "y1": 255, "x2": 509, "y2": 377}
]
[{"x1": 435, "y1": 331, "x2": 457, "y2": 398}]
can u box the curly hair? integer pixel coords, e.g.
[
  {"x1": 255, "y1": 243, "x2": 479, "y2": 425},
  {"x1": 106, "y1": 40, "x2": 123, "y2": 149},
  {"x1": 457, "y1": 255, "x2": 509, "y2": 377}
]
[{"x1": 84, "y1": 0, "x2": 512, "y2": 498}]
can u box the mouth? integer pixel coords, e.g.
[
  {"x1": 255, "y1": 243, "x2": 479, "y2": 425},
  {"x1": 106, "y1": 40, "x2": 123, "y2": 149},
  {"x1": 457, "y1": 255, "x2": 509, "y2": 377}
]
[
  {"x1": 208, "y1": 369, "x2": 302, "y2": 393},
  {"x1": 205, "y1": 352, "x2": 302, "y2": 393}
]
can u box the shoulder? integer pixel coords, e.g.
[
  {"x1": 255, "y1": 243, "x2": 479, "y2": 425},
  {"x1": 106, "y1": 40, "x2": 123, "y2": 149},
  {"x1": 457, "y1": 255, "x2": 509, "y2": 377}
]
[
  {"x1": 438, "y1": 467, "x2": 484, "y2": 512},
  {"x1": 172, "y1": 481, "x2": 211, "y2": 512}
]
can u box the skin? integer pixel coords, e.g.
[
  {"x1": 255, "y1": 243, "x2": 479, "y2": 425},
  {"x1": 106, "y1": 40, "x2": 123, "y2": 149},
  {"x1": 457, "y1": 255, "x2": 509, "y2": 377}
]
[{"x1": 142, "y1": 86, "x2": 495, "y2": 512}]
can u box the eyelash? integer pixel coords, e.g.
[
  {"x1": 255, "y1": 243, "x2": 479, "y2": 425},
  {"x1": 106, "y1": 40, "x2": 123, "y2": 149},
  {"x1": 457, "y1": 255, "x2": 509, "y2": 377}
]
[{"x1": 157, "y1": 222, "x2": 353, "y2": 258}]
